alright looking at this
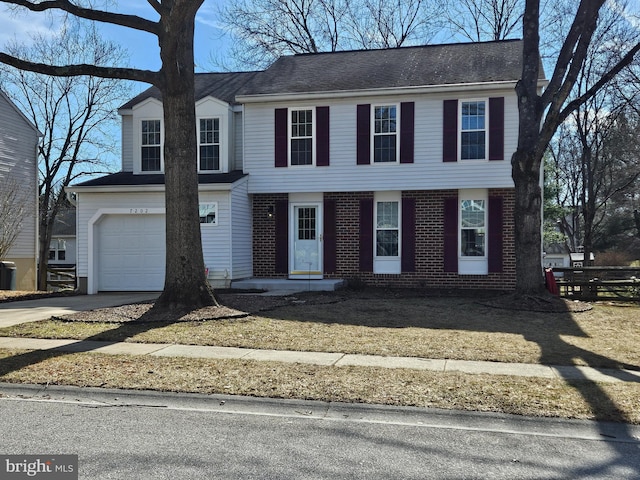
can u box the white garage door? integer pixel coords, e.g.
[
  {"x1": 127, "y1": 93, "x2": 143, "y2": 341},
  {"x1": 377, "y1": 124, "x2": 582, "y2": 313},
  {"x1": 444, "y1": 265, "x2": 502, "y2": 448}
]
[{"x1": 97, "y1": 214, "x2": 166, "y2": 291}]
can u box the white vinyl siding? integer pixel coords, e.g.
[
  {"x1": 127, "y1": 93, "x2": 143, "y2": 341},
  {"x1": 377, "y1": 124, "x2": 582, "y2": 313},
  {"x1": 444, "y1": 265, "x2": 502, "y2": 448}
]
[
  {"x1": 243, "y1": 89, "x2": 517, "y2": 194},
  {"x1": 230, "y1": 180, "x2": 252, "y2": 280},
  {"x1": 121, "y1": 115, "x2": 133, "y2": 172},
  {"x1": 0, "y1": 92, "x2": 39, "y2": 267},
  {"x1": 232, "y1": 110, "x2": 243, "y2": 171},
  {"x1": 74, "y1": 179, "x2": 251, "y2": 291}
]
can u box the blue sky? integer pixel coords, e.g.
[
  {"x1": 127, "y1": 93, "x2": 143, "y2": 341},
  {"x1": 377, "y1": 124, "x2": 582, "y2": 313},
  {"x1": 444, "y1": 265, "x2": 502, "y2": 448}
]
[{"x1": 0, "y1": 1, "x2": 230, "y2": 75}]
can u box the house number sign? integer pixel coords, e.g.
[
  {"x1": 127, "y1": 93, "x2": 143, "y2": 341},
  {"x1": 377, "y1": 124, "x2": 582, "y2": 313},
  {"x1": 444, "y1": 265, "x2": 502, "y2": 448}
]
[{"x1": 129, "y1": 208, "x2": 149, "y2": 214}]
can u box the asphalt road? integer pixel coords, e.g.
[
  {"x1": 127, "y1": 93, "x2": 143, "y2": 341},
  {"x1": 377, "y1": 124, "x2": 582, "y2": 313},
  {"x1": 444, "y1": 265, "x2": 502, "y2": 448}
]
[{"x1": 1, "y1": 384, "x2": 639, "y2": 479}]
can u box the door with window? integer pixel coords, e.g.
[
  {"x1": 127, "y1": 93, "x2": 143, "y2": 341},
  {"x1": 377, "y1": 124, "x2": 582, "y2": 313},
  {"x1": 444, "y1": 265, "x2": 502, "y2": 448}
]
[{"x1": 290, "y1": 204, "x2": 323, "y2": 278}]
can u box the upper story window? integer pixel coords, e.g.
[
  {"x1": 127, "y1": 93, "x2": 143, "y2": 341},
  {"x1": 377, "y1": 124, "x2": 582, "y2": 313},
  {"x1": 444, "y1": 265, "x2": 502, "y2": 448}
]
[
  {"x1": 141, "y1": 120, "x2": 162, "y2": 171},
  {"x1": 373, "y1": 105, "x2": 398, "y2": 163},
  {"x1": 290, "y1": 109, "x2": 314, "y2": 166},
  {"x1": 199, "y1": 118, "x2": 220, "y2": 172},
  {"x1": 460, "y1": 199, "x2": 486, "y2": 257},
  {"x1": 460, "y1": 101, "x2": 486, "y2": 160}
]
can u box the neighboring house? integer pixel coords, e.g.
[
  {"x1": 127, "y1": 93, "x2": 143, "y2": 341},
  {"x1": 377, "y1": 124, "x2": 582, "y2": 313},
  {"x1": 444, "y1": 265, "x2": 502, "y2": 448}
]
[
  {"x1": 0, "y1": 88, "x2": 40, "y2": 291},
  {"x1": 69, "y1": 40, "x2": 546, "y2": 294},
  {"x1": 47, "y1": 206, "x2": 77, "y2": 289}
]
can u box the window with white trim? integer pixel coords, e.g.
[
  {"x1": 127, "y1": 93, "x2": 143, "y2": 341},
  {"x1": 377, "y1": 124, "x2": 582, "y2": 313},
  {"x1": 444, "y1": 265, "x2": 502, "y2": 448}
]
[
  {"x1": 49, "y1": 239, "x2": 66, "y2": 261},
  {"x1": 199, "y1": 203, "x2": 218, "y2": 225},
  {"x1": 199, "y1": 118, "x2": 220, "y2": 171},
  {"x1": 290, "y1": 109, "x2": 314, "y2": 166},
  {"x1": 376, "y1": 201, "x2": 399, "y2": 257},
  {"x1": 460, "y1": 199, "x2": 486, "y2": 257},
  {"x1": 460, "y1": 101, "x2": 486, "y2": 160},
  {"x1": 373, "y1": 192, "x2": 401, "y2": 274},
  {"x1": 373, "y1": 105, "x2": 398, "y2": 163},
  {"x1": 141, "y1": 120, "x2": 162, "y2": 171}
]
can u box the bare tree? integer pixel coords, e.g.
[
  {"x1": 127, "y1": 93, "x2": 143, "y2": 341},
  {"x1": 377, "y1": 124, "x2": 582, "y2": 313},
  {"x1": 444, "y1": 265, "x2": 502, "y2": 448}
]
[
  {"x1": 218, "y1": 0, "x2": 444, "y2": 69},
  {"x1": 1, "y1": 18, "x2": 130, "y2": 290},
  {"x1": 0, "y1": 178, "x2": 26, "y2": 261},
  {"x1": 513, "y1": 0, "x2": 640, "y2": 295},
  {"x1": 542, "y1": 2, "x2": 640, "y2": 266},
  {"x1": 444, "y1": 0, "x2": 524, "y2": 42},
  {"x1": 0, "y1": 0, "x2": 217, "y2": 311}
]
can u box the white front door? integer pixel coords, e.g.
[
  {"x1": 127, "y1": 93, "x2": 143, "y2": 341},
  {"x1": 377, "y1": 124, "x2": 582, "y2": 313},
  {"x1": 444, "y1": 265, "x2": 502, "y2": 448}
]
[{"x1": 290, "y1": 204, "x2": 323, "y2": 278}]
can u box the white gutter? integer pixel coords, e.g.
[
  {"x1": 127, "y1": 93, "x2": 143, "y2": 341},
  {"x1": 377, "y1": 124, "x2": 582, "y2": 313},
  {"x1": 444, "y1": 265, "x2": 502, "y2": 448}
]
[{"x1": 236, "y1": 79, "x2": 548, "y2": 103}]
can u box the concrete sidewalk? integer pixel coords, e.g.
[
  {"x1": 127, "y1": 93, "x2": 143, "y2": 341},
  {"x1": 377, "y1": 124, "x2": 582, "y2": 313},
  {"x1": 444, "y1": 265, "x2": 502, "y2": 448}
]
[{"x1": 1, "y1": 336, "x2": 639, "y2": 384}]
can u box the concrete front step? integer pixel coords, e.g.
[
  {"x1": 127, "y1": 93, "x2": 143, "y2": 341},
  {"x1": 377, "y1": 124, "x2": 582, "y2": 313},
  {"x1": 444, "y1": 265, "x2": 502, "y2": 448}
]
[{"x1": 231, "y1": 278, "x2": 344, "y2": 293}]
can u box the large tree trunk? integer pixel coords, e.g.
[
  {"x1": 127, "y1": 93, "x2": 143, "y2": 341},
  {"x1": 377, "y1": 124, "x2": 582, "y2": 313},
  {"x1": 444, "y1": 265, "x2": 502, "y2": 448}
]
[
  {"x1": 153, "y1": 1, "x2": 217, "y2": 310},
  {"x1": 512, "y1": 149, "x2": 546, "y2": 295}
]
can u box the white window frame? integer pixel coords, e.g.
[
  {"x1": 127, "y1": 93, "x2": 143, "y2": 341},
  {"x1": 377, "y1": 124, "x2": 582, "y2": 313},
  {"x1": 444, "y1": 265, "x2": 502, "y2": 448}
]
[
  {"x1": 288, "y1": 107, "x2": 316, "y2": 167},
  {"x1": 458, "y1": 189, "x2": 488, "y2": 275},
  {"x1": 459, "y1": 99, "x2": 488, "y2": 161},
  {"x1": 198, "y1": 117, "x2": 221, "y2": 173},
  {"x1": 140, "y1": 118, "x2": 164, "y2": 172},
  {"x1": 373, "y1": 191, "x2": 401, "y2": 274},
  {"x1": 199, "y1": 202, "x2": 218, "y2": 226},
  {"x1": 371, "y1": 104, "x2": 400, "y2": 164},
  {"x1": 49, "y1": 238, "x2": 66, "y2": 261}
]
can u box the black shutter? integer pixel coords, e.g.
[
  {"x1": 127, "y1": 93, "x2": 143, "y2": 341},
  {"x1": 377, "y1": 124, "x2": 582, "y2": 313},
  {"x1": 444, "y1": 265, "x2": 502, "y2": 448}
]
[
  {"x1": 488, "y1": 196, "x2": 504, "y2": 273},
  {"x1": 359, "y1": 198, "x2": 374, "y2": 271},
  {"x1": 443, "y1": 100, "x2": 458, "y2": 162},
  {"x1": 443, "y1": 196, "x2": 458, "y2": 272},
  {"x1": 357, "y1": 104, "x2": 371, "y2": 165},
  {"x1": 323, "y1": 199, "x2": 337, "y2": 273},
  {"x1": 400, "y1": 102, "x2": 414, "y2": 164},
  {"x1": 489, "y1": 97, "x2": 504, "y2": 161},
  {"x1": 316, "y1": 106, "x2": 330, "y2": 166},
  {"x1": 275, "y1": 200, "x2": 289, "y2": 273},
  {"x1": 274, "y1": 108, "x2": 288, "y2": 167},
  {"x1": 401, "y1": 197, "x2": 416, "y2": 272}
]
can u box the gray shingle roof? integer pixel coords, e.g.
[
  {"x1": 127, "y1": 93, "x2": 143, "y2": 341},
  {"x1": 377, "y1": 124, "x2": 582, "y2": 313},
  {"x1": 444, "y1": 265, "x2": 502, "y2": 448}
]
[
  {"x1": 51, "y1": 207, "x2": 76, "y2": 236},
  {"x1": 119, "y1": 71, "x2": 261, "y2": 110},
  {"x1": 238, "y1": 40, "x2": 539, "y2": 96},
  {"x1": 119, "y1": 41, "x2": 540, "y2": 109}
]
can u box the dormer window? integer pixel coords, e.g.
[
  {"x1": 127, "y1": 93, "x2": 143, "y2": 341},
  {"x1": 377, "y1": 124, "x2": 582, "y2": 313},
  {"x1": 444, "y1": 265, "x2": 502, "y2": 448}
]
[
  {"x1": 199, "y1": 118, "x2": 220, "y2": 171},
  {"x1": 141, "y1": 120, "x2": 162, "y2": 171}
]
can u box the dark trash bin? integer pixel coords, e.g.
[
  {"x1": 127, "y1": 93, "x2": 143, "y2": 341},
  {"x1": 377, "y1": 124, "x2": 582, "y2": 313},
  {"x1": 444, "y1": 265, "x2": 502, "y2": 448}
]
[{"x1": 0, "y1": 261, "x2": 17, "y2": 290}]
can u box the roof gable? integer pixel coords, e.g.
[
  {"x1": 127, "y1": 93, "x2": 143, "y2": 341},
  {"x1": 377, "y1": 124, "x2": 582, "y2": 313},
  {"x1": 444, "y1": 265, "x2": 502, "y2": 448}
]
[
  {"x1": 119, "y1": 71, "x2": 261, "y2": 111},
  {"x1": 0, "y1": 88, "x2": 41, "y2": 135}
]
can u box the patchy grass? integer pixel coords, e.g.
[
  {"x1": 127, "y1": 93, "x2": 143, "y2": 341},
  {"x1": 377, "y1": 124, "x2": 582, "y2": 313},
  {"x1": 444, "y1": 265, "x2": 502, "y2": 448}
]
[
  {"x1": 1, "y1": 289, "x2": 639, "y2": 423},
  {"x1": 1, "y1": 293, "x2": 639, "y2": 368},
  {"x1": 1, "y1": 348, "x2": 639, "y2": 423}
]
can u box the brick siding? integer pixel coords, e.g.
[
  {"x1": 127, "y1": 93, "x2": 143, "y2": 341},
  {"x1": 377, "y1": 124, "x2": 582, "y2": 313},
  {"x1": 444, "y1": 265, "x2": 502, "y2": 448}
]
[{"x1": 252, "y1": 189, "x2": 516, "y2": 290}]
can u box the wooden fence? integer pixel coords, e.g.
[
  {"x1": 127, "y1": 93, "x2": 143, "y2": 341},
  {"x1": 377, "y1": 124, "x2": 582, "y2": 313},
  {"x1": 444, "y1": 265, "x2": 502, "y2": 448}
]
[{"x1": 552, "y1": 266, "x2": 640, "y2": 302}]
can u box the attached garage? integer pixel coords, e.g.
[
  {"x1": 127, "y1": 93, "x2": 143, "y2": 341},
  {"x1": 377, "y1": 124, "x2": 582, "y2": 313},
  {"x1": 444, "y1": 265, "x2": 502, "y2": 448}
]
[{"x1": 96, "y1": 214, "x2": 166, "y2": 291}]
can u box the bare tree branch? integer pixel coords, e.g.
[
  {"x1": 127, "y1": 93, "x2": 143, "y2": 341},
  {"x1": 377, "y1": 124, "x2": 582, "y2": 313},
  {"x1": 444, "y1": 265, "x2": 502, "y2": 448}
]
[
  {"x1": 1, "y1": 0, "x2": 160, "y2": 34},
  {"x1": 0, "y1": 52, "x2": 159, "y2": 84}
]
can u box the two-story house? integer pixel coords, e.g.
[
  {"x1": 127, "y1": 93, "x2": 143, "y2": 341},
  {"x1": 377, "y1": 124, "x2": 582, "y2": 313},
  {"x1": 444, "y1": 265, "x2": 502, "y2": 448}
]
[
  {"x1": 0, "y1": 88, "x2": 40, "y2": 291},
  {"x1": 69, "y1": 40, "x2": 545, "y2": 294}
]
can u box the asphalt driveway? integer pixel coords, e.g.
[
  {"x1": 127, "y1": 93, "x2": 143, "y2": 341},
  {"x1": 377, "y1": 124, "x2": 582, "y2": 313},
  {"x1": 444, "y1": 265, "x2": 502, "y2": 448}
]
[{"x1": 0, "y1": 293, "x2": 158, "y2": 328}]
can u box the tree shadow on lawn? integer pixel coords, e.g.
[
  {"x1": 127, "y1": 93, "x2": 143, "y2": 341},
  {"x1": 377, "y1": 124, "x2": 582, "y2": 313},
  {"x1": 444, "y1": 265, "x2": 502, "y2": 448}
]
[
  {"x1": 260, "y1": 288, "x2": 639, "y2": 371},
  {"x1": 0, "y1": 306, "x2": 199, "y2": 384},
  {"x1": 1, "y1": 288, "x2": 639, "y2": 473}
]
